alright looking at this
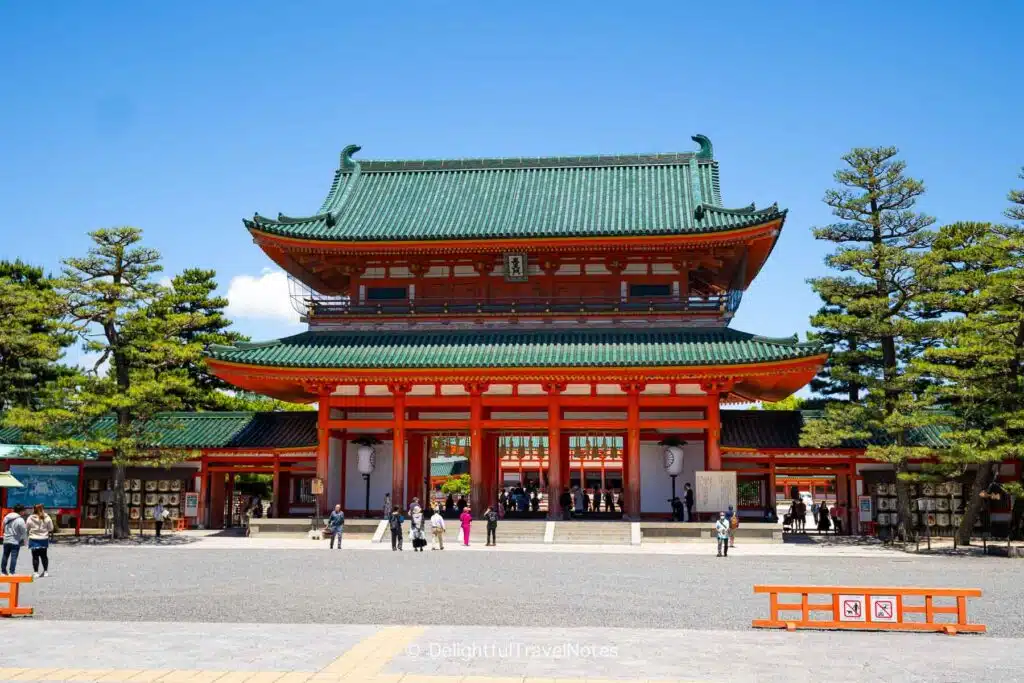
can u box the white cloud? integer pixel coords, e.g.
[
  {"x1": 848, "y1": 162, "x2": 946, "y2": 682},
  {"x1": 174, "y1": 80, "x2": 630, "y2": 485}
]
[{"x1": 226, "y1": 269, "x2": 301, "y2": 324}]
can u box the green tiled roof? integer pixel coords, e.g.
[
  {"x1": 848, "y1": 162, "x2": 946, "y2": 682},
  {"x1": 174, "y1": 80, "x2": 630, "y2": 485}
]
[
  {"x1": 430, "y1": 456, "x2": 469, "y2": 478},
  {"x1": 720, "y1": 410, "x2": 951, "y2": 450},
  {"x1": 207, "y1": 328, "x2": 824, "y2": 370},
  {"x1": 244, "y1": 136, "x2": 786, "y2": 242},
  {"x1": 0, "y1": 412, "x2": 318, "y2": 450}
]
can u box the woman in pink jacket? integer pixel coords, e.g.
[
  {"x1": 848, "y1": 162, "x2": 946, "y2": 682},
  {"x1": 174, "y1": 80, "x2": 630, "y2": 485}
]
[{"x1": 459, "y1": 506, "x2": 472, "y2": 546}]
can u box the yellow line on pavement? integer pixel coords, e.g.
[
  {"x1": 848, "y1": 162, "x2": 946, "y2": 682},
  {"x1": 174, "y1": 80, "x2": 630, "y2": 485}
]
[{"x1": 319, "y1": 626, "x2": 425, "y2": 679}]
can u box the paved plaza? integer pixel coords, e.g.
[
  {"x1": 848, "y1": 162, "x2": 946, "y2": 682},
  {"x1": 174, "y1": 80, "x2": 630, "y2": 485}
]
[{"x1": 1, "y1": 538, "x2": 1022, "y2": 681}]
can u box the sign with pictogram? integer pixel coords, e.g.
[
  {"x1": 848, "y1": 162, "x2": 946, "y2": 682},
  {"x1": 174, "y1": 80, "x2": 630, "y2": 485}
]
[
  {"x1": 870, "y1": 595, "x2": 898, "y2": 623},
  {"x1": 838, "y1": 594, "x2": 866, "y2": 622}
]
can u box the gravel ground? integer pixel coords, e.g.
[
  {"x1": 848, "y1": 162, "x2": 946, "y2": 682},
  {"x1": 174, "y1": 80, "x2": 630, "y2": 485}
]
[{"x1": 18, "y1": 547, "x2": 1021, "y2": 638}]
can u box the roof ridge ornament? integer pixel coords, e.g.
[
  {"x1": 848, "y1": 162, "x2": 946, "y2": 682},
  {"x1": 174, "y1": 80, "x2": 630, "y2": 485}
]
[
  {"x1": 691, "y1": 134, "x2": 713, "y2": 159},
  {"x1": 340, "y1": 144, "x2": 362, "y2": 171}
]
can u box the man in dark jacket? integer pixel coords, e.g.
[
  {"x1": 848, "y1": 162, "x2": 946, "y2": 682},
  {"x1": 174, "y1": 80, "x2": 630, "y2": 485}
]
[
  {"x1": 484, "y1": 506, "x2": 499, "y2": 546},
  {"x1": 684, "y1": 483, "x2": 695, "y2": 522},
  {"x1": 388, "y1": 506, "x2": 404, "y2": 551},
  {"x1": 558, "y1": 489, "x2": 572, "y2": 520}
]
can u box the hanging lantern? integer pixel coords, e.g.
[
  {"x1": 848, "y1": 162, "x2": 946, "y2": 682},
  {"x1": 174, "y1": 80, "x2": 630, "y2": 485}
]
[
  {"x1": 659, "y1": 437, "x2": 687, "y2": 476},
  {"x1": 352, "y1": 436, "x2": 381, "y2": 475}
]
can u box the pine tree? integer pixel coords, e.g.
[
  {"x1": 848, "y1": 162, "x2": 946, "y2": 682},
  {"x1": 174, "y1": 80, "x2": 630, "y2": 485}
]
[
  {"x1": 6, "y1": 228, "x2": 202, "y2": 538},
  {"x1": 0, "y1": 261, "x2": 72, "y2": 412},
  {"x1": 800, "y1": 147, "x2": 939, "y2": 541},
  {"x1": 1007, "y1": 167, "x2": 1024, "y2": 223},
  {"x1": 915, "y1": 221, "x2": 1024, "y2": 543},
  {"x1": 144, "y1": 268, "x2": 248, "y2": 410},
  {"x1": 808, "y1": 301, "x2": 873, "y2": 402}
]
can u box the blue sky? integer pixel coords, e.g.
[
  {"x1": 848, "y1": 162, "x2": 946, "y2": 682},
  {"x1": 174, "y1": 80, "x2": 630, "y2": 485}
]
[{"x1": 2, "y1": 2, "x2": 1022, "y2": 354}]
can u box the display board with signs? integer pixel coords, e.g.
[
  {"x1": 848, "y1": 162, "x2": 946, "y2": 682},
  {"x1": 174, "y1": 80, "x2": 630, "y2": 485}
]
[
  {"x1": 695, "y1": 471, "x2": 737, "y2": 512},
  {"x1": 858, "y1": 496, "x2": 873, "y2": 522}
]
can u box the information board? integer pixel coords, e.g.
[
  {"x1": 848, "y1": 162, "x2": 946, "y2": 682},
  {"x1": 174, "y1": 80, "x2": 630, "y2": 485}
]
[
  {"x1": 6, "y1": 465, "x2": 79, "y2": 509},
  {"x1": 858, "y1": 495, "x2": 873, "y2": 522},
  {"x1": 695, "y1": 471, "x2": 737, "y2": 512},
  {"x1": 183, "y1": 492, "x2": 199, "y2": 517}
]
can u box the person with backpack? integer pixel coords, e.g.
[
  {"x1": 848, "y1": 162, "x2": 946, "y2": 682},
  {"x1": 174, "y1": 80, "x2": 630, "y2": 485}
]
[
  {"x1": 2, "y1": 504, "x2": 29, "y2": 575},
  {"x1": 484, "y1": 506, "x2": 498, "y2": 546},
  {"x1": 327, "y1": 504, "x2": 345, "y2": 549},
  {"x1": 726, "y1": 505, "x2": 739, "y2": 547},
  {"x1": 27, "y1": 504, "x2": 54, "y2": 578},
  {"x1": 715, "y1": 511, "x2": 730, "y2": 557},
  {"x1": 388, "y1": 505, "x2": 404, "y2": 551}
]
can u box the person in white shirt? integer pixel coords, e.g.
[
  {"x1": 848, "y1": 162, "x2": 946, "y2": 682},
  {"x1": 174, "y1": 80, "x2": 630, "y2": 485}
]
[
  {"x1": 27, "y1": 504, "x2": 54, "y2": 577},
  {"x1": 430, "y1": 509, "x2": 446, "y2": 550}
]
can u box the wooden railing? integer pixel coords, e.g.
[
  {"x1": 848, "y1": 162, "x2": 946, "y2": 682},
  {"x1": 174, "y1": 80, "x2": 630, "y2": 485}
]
[
  {"x1": 298, "y1": 293, "x2": 740, "y2": 319},
  {"x1": 752, "y1": 584, "x2": 985, "y2": 635},
  {"x1": 0, "y1": 575, "x2": 33, "y2": 617}
]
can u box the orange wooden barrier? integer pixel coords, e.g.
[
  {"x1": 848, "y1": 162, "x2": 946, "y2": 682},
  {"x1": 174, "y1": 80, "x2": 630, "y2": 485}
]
[
  {"x1": 0, "y1": 575, "x2": 34, "y2": 617},
  {"x1": 753, "y1": 585, "x2": 985, "y2": 635}
]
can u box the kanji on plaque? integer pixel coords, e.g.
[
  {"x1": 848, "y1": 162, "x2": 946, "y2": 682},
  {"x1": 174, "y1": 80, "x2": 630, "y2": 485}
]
[
  {"x1": 838, "y1": 594, "x2": 866, "y2": 622},
  {"x1": 870, "y1": 596, "x2": 898, "y2": 623}
]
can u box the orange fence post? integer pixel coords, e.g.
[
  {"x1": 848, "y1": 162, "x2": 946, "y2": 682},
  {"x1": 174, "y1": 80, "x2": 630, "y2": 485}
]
[
  {"x1": 752, "y1": 585, "x2": 985, "y2": 635},
  {"x1": 0, "y1": 575, "x2": 34, "y2": 617}
]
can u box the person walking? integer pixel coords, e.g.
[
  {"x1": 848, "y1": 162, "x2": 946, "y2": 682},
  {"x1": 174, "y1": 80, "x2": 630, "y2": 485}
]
[
  {"x1": 573, "y1": 487, "x2": 584, "y2": 516},
  {"x1": 445, "y1": 494, "x2": 455, "y2": 516},
  {"x1": 604, "y1": 489, "x2": 615, "y2": 514},
  {"x1": 459, "y1": 506, "x2": 473, "y2": 546},
  {"x1": 684, "y1": 483, "x2": 694, "y2": 522},
  {"x1": 484, "y1": 506, "x2": 498, "y2": 546},
  {"x1": 411, "y1": 505, "x2": 426, "y2": 551},
  {"x1": 726, "y1": 505, "x2": 738, "y2": 548},
  {"x1": 327, "y1": 504, "x2": 345, "y2": 549},
  {"x1": 831, "y1": 502, "x2": 845, "y2": 535},
  {"x1": 27, "y1": 504, "x2": 54, "y2": 578},
  {"x1": 430, "y1": 508, "x2": 446, "y2": 549},
  {"x1": 388, "y1": 505, "x2": 404, "y2": 551},
  {"x1": 716, "y1": 511, "x2": 730, "y2": 557},
  {"x1": 2, "y1": 505, "x2": 29, "y2": 576}
]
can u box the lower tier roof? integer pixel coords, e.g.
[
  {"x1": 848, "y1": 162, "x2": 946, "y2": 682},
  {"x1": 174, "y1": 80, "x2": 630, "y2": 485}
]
[
  {"x1": 207, "y1": 327, "x2": 823, "y2": 369},
  {"x1": 205, "y1": 327, "x2": 826, "y2": 402},
  {"x1": 0, "y1": 411, "x2": 948, "y2": 453}
]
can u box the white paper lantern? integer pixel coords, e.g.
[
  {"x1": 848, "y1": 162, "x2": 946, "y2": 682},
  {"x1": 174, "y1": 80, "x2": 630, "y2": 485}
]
[
  {"x1": 662, "y1": 445, "x2": 685, "y2": 476},
  {"x1": 357, "y1": 445, "x2": 376, "y2": 475}
]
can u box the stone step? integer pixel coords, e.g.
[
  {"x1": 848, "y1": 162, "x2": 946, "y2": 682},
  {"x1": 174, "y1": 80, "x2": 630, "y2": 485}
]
[{"x1": 552, "y1": 521, "x2": 632, "y2": 545}]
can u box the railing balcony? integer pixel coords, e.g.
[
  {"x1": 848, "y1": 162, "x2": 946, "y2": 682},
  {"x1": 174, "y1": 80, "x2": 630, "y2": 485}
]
[{"x1": 294, "y1": 292, "x2": 742, "y2": 320}]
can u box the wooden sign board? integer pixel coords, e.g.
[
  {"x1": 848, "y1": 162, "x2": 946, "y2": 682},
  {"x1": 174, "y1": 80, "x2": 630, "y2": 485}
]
[
  {"x1": 695, "y1": 471, "x2": 737, "y2": 512},
  {"x1": 311, "y1": 478, "x2": 325, "y2": 496}
]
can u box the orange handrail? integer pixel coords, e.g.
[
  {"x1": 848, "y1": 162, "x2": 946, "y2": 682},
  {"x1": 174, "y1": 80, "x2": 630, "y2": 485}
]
[
  {"x1": 0, "y1": 575, "x2": 33, "y2": 617},
  {"x1": 752, "y1": 584, "x2": 984, "y2": 635}
]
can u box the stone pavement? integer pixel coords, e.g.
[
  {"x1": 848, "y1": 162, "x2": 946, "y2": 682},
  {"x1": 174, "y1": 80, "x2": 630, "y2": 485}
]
[
  {"x1": 165, "y1": 533, "x2": 911, "y2": 557},
  {"x1": 1, "y1": 621, "x2": 1021, "y2": 682}
]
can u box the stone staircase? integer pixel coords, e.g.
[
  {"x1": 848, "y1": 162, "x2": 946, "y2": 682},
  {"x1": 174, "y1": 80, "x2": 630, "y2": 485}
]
[
  {"x1": 469, "y1": 520, "x2": 547, "y2": 544},
  {"x1": 553, "y1": 521, "x2": 632, "y2": 545}
]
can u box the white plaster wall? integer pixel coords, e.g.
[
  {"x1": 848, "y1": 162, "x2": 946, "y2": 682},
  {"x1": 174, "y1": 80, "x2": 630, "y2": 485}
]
[
  {"x1": 345, "y1": 440, "x2": 393, "y2": 515},
  {"x1": 640, "y1": 440, "x2": 704, "y2": 513}
]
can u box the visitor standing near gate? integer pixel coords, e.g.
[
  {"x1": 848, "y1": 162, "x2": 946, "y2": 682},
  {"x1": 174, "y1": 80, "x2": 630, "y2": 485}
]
[
  {"x1": 484, "y1": 506, "x2": 498, "y2": 546},
  {"x1": 430, "y1": 508, "x2": 446, "y2": 549},
  {"x1": 411, "y1": 505, "x2": 426, "y2": 551},
  {"x1": 27, "y1": 504, "x2": 54, "y2": 577},
  {"x1": 684, "y1": 483, "x2": 694, "y2": 522},
  {"x1": 459, "y1": 506, "x2": 472, "y2": 546},
  {"x1": 327, "y1": 504, "x2": 345, "y2": 549},
  {"x1": 605, "y1": 489, "x2": 615, "y2": 514},
  {"x1": 388, "y1": 505, "x2": 404, "y2": 551},
  {"x1": 716, "y1": 511, "x2": 730, "y2": 557},
  {"x1": 2, "y1": 505, "x2": 29, "y2": 575},
  {"x1": 726, "y1": 505, "x2": 738, "y2": 548}
]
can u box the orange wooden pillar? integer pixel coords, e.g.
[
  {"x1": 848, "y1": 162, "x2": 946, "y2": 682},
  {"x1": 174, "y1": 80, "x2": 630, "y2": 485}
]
[
  {"x1": 337, "y1": 428, "x2": 347, "y2": 511},
  {"x1": 484, "y1": 431, "x2": 499, "y2": 512},
  {"x1": 768, "y1": 454, "x2": 777, "y2": 507},
  {"x1": 209, "y1": 472, "x2": 226, "y2": 529},
  {"x1": 407, "y1": 430, "x2": 424, "y2": 506},
  {"x1": 705, "y1": 392, "x2": 722, "y2": 471},
  {"x1": 271, "y1": 455, "x2": 281, "y2": 518},
  {"x1": 624, "y1": 384, "x2": 642, "y2": 520},
  {"x1": 468, "y1": 385, "x2": 485, "y2": 516},
  {"x1": 546, "y1": 383, "x2": 564, "y2": 520},
  {"x1": 316, "y1": 395, "x2": 330, "y2": 516},
  {"x1": 392, "y1": 388, "x2": 407, "y2": 511},
  {"x1": 197, "y1": 456, "x2": 208, "y2": 527}
]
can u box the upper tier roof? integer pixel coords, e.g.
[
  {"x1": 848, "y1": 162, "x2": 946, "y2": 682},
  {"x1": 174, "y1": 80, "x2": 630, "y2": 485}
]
[{"x1": 245, "y1": 135, "x2": 787, "y2": 243}]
